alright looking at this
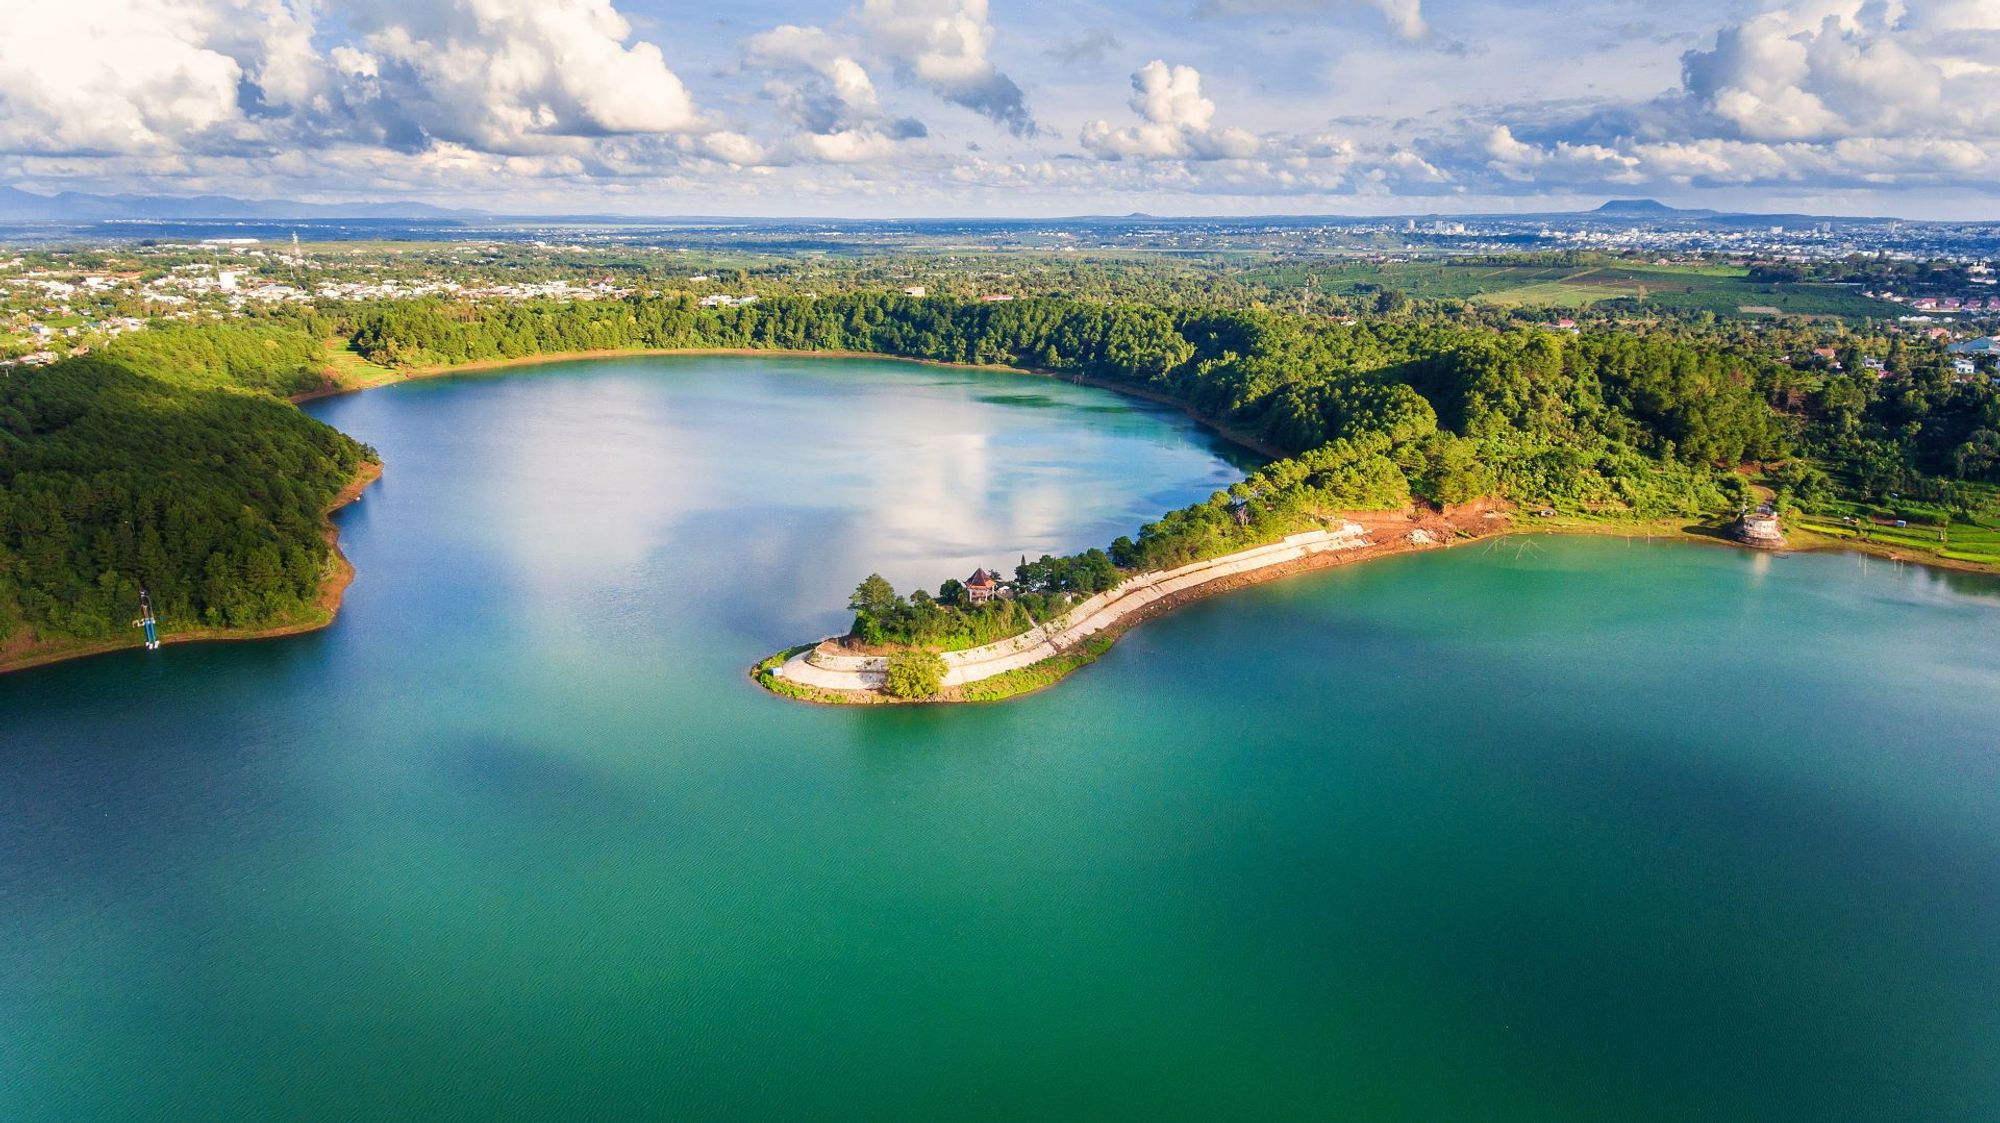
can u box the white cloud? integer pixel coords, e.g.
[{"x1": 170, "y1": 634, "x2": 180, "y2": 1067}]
[
  {"x1": 3, "y1": 0, "x2": 1998, "y2": 213},
  {"x1": 1080, "y1": 61, "x2": 1260, "y2": 160},
  {"x1": 0, "y1": 0, "x2": 261, "y2": 156},
  {"x1": 856, "y1": 0, "x2": 1034, "y2": 135},
  {"x1": 1681, "y1": 0, "x2": 1998, "y2": 144},
  {"x1": 1478, "y1": 0, "x2": 2000, "y2": 193},
  {"x1": 338, "y1": 0, "x2": 703, "y2": 152},
  {"x1": 1483, "y1": 125, "x2": 1640, "y2": 183},
  {"x1": 744, "y1": 23, "x2": 928, "y2": 161},
  {"x1": 695, "y1": 130, "x2": 770, "y2": 167},
  {"x1": 799, "y1": 130, "x2": 902, "y2": 163},
  {"x1": 745, "y1": 26, "x2": 881, "y2": 132},
  {"x1": 0, "y1": 0, "x2": 706, "y2": 161},
  {"x1": 1371, "y1": 0, "x2": 1427, "y2": 39}
]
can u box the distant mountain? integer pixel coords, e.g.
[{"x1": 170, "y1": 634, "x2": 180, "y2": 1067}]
[
  {"x1": 0, "y1": 186, "x2": 481, "y2": 222},
  {"x1": 1592, "y1": 198, "x2": 1697, "y2": 215}
]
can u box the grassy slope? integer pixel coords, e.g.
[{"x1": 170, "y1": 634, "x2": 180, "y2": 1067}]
[
  {"x1": 1792, "y1": 515, "x2": 2000, "y2": 568},
  {"x1": 312, "y1": 338, "x2": 403, "y2": 393},
  {"x1": 1243, "y1": 261, "x2": 1904, "y2": 319}
]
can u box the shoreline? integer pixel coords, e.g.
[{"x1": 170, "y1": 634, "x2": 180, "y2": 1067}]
[
  {"x1": 290, "y1": 345, "x2": 2000, "y2": 577},
  {"x1": 14, "y1": 345, "x2": 1990, "y2": 680},
  {"x1": 294, "y1": 346, "x2": 1293, "y2": 460},
  {"x1": 755, "y1": 508, "x2": 1508, "y2": 705},
  {"x1": 0, "y1": 459, "x2": 382, "y2": 676},
  {"x1": 1514, "y1": 513, "x2": 2000, "y2": 575},
  {"x1": 755, "y1": 509, "x2": 2000, "y2": 706}
]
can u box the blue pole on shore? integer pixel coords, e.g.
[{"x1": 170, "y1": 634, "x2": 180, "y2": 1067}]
[{"x1": 138, "y1": 589, "x2": 159, "y2": 651}]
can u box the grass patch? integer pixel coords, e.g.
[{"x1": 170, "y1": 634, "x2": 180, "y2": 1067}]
[
  {"x1": 1249, "y1": 260, "x2": 1905, "y2": 320},
  {"x1": 953, "y1": 635, "x2": 1114, "y2": 703},
  {"x1": 318, "y1": 338, "x2": 402, "y2": 391},
  {"x1": 751, "y1": 645, "x2": 874, "y2": 704},
  {"x1": 752, "y1": 636, "x2": 1117, "y2": 705},
  {"x1": 1795, "y1": 514, "x2": 2000, "y2": 567},
  {"x1": 760, "y1": 676, "x2": 868, "y2": 704}
]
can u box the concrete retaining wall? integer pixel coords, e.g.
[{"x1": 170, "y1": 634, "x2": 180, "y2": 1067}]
[{"x1": 775, "y1": 524, "x2": 1370, "y2": 694}]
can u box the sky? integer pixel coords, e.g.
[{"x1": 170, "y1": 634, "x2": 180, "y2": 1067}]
[{"x1": 0, "y1": 0, "x2": 1996, "y2": 218}]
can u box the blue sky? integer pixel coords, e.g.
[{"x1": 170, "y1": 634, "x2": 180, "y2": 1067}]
[{"x1": 2, "y1": 0, "x2": 1995, "y2": 217}]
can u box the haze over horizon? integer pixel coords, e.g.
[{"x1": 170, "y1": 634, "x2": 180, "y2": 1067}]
[{"x1": 2, "y1": 0, "x2": 1996, "y2": 221}]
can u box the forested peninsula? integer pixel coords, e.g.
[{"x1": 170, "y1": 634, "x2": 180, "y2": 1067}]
[{"x1": 4, "y1": 291, "x2": 1997, "y2": 677}]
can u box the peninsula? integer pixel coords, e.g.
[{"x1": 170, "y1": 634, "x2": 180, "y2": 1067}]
[
  {"x1": 4, "y1": 289, "x2": 1997, "y2": 678},
  {"x1": 758, "y1": 511, "x2": 1508, "y2": 704}
]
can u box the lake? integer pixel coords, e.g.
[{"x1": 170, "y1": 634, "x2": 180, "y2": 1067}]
[{"x1": 4, "y1": 355, "x2": 1998, "y2": 1120}]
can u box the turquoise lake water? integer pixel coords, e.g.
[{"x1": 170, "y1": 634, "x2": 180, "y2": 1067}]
[{"x1": 4, "y1": 355, "x2": 1999, "y2": 1120}]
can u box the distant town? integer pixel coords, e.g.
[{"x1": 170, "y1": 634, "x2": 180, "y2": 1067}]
[{"x1": 2, "y1": 203, "x2": 1998, "y2": 373}]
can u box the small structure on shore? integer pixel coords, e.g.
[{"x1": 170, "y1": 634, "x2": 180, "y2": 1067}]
[
  {"x1": 1734, "y1": 508, "x2": 1787, "y2": 550},
  {"x1": 965, "y1": 568, "x2": 1000, "y2": 604},
  {"x1": 135, "y1": 588, "x2": 159, "y2": 650}
]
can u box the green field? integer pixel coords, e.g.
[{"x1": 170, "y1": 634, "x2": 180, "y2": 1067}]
[
  {"x1": 1239, "y1": 260, "x2": 1905, "y2": 320},
  {"x1": 315, "y1": 338, "x2": 402, "y2": 391},
  {"x1": 1795, "y1": 512, "x2": 2000, "y2": 567}
]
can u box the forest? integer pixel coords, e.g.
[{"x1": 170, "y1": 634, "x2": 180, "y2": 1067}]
[
  {"x1": 342, "y1": 291, "x2": 1792, "y2": 476},
  {"x1": 7, "y1": 288, "x2": 1996, "y2": 657},
  {"x1": 340, "y1": 292, "x2": 1799, "y2": 647},
  {"x1": 0, "y1": 323, "x2": 370, "y2": 650}
]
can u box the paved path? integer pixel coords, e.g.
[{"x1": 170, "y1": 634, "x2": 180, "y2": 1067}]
[{"x1": 776, "y1": 524, "x2": 1371, "y2": 694}]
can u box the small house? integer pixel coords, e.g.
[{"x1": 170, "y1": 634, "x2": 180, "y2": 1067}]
[
  {"x1": 1734, "y1": 511, "x2": 1786, "y2": 550},
  {"x1": 965, "y1": 568, "x2": 999, "y2": 605}
]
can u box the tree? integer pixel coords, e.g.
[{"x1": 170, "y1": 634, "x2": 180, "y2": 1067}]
[
  {"x1": 884, "y1": 650, "x2": 947, "y2": 698},
  {"x1": 848, "y1": 573, "x2": 898, "y2": 617},
  {"x1": 1952, "y1": 430, "x2": 2000, "y2": 480}
]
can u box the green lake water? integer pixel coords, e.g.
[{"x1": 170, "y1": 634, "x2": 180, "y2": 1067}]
[{"x1": 4, "y1": 355, "x2": 1999, "y2": 1120}]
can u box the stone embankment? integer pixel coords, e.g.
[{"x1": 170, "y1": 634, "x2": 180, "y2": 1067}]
[{"x1": 775, "y1": 524, "x2": 1371, "y2": 694}]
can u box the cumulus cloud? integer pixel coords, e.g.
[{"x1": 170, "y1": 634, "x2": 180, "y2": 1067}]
[
  {"x1": 0, "y1": 0, "x2": 270, "y2": 156},
  {"x1": 1680, "y1": 0, "x2": 1998, "y2": 144},
  {"x1": 1482, "y1": 125, "x2": 1640, "y2": 183},
  {"x1": 5, "y1": 0, "x2": 1999, "y2": 212},
  {"x1": 1080, "y1": 61, "x2": 1260, "y2": 160},
  {"x1": 743, "y1": 24, "x2": 927, "y2": 162},
  {"x1": 334, "y1": 0, "x2": 703, "y2": 152},
  {"x1": 1478, "y1": 0, "x2": 2000, "y2": 193},
  {"x1": 694, "y1": 130, "x2": 770, "y2": 167},
  {"x1": 0, "y1": 0, "x2": 710, "y2": 161},
  {"x1": 856, "y1": 0, "x2": 1035, "y2": 136}
]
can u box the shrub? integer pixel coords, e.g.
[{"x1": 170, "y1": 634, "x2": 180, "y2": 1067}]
[{"x1": 883, "y1": 650, "x2": 948, "y2": 699}]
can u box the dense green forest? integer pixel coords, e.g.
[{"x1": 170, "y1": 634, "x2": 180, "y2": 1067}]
[
  {"x1": 0, "y1": 324, "x2": 370, "y2": 649},
  {"x1": 345, "y1": 292, "x2": 1790, "y2": 484},
  {"x1": 340, "y1": 292, "x2": 1799, "y2": 647},
  {"x1": 7, "y1": 288, "x2": 1997, "y2": 659}
]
